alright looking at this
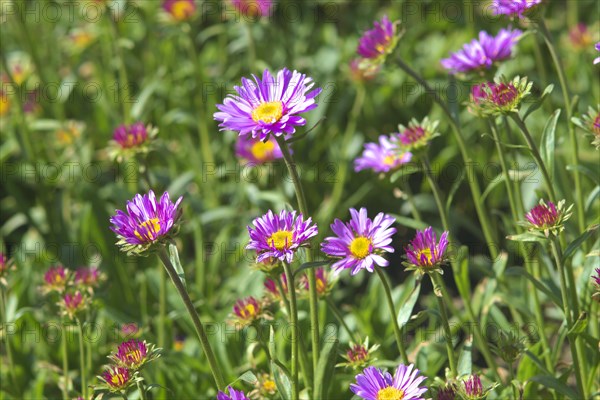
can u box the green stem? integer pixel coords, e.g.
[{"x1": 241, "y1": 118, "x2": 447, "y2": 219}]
[
  {"x1": 0, "y1": 290, "x2": 19, "y2": 395},
  {"x1": 61, "y1": 321, "x2": 70, "y2": 400},
  {"x1": 422, "y1": 156, "x2": 449, "y2": 230},
  {"x1": 537, "y1": 20, "x2": 586, "y2": 238},
  {"x1": 137, "y1": 379, "x2": 147, "y2": 400},
  {"x1": 243, "y1": 20, "x2": 257, "y2": 70},
  {"x1": 325, "y1": 297, "x2": 358, "y2": 343},
  {"x1": 274, "y1": 135, "x2": 320, "y2": 381},
  {"x1": 77, "y1": 319, "x2": 87, "y2": 399},
  {"x1": 108, "y1": 17, "x2": 131, "y2": 122},
  {"x1": 158, "y1": 265, "x2": 166, "y2": 349},
  {"x1": 157, "y1": 246, "x2": 225, "y2": 391},
  {"x1": 402, "y1": 182, "x2": 422, "y2": 221},
  {"x1": 395, "y1": 57, "x2": 498, "y2": 260},
  {"x1": 282, "y1": 262, "x2": 299, "y2": 400},
  {"x1": 549, "y1": 239, "x2": 586, "y2": 399},
  {"x1": 374, "y1": 266, "x2": 409, "y2": 364},
  {"x1": 431, "y1": 273, "x2": 458, "y2": 378},
  {"x1": 510, "y1": 114, "x2": 557, "y2": 203}
]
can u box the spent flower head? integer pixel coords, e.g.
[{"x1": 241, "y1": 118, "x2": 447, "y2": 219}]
[
  {"x1": 350, "y1": 363, "x2": 427, "y2": 400},
  {"x1": 321, "y1": 208, "x2": 396, "y2": 275},
  {"x1": 214, "y1": 68, "x2": 321, "y2": 141},
  {"x1": 110, "y1": 190, "x2": 183, "y2": 255},
  {"x1": 404, "y1": 227, "x2": 450, "y2": 274},
  {"x1": 349, "y1": 58, "x2": 381, "y2": 82},
  {"x1": 337, "y1": 337, "x2": 380, "y2": 370},
  {"x1": 246, "y1": 210, "x2": 318, "y2": 264},
  {"x1": 521, "y1": 199, "x2": 572, "y2": 237},
  {"x1": 354, "y1": 135, "x2": 412, "y2": 174},
  {"x1": 468, "y1": 76, "x2": 532, "y2": 116},
  {"x1": 397, "y1": 117, "x2": 440, "y2": 152},
  {"x1": 441, "y1": 28, "x2": 522, "y2": 76}
]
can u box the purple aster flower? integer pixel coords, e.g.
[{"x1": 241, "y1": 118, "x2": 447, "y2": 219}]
[
  {"x1": 523, "y1": 199, "x2": 571, "y2": 237},
  {"x1": 247, "y1": 210, "x2": 318, "y2": 263},
  {"x1": 357, "y1": 15, "x2": 399, "y2": 59},
  {"x1": 491, "y1": 0, "x2": 542, "y2": 18},
  {"x1": 321, "y1": 208, "x2": 396, "y2": 275},
  {"x1": 110, "y1": 190, "x2": 183, "y2": 253},
  {"x1": 441, "y1": 28, "x2": 522, "y2": 74},
  {"x1": 404, "y1": 227, "x2": 449, "y2": 271},
  {"x1": 594, "y1": 42, "x2": 600, "y2": 64},
  {"x1": 162, "y1": 0, "x2": 196, "y2": 21},
  {"x1": 214, "y1": 68, "x2": 321, "y2": 140},
  {"x1": 217, "y1": 386, "x2": 249, "y2": 400},
  {"x1": 236, "y1": 134, "x2": 284, "y2": 163},
  {"x1": 354, "y1": 135, "x2": 412, "y2": 173},
  {"x1": 350, "y1": 364, "x2": 427, "y2": 400},
  {"x1": 113, "y1": 122, "x2": 148, "y2": 149},
  {"x1": 231, "y1": 0, "x2": 273, "y2": 18}
]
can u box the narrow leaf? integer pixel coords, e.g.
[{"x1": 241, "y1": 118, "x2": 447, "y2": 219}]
[
  {"x1": 271, "y1": 360, "x2": 292, "y2": 400},
  {"x1": 293, "y1": 261, "x2": 330, "y2": 278},
  {"x1": 504, "y1": 267, "x2": 562, "y2": 309},
  {"x1": 540, "y1": 109, "x2": 560, "y2": 181},
  {"x1": 168, "y1": 243, "x2": 187, "y2": 289},
  {"x1": 457, "y1": 336, "x2": 473, "y2": 376},
  {"x1": 397, "y1": 281, "x2": 421, "y2": 328},
  {"x1": 314, "y1": 338, "x2": 339, "y2": 398},
  {"x1": 562, "y1": 224, "x2": 599, "y2": 262},
  {"x1": 530, "y1": 375, "x2": 579, "y2": 399}
]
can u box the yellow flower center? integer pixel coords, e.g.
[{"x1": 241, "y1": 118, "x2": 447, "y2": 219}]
[
  {"x1": 134, "y1": 218, "x2": 161, "y2": 241},
  {"x1": 268, "y1": 230, "x2": 293, "y2": 251},
  {"x1": 252, "y1": 101, "x2": 283, "y2": 124},
  {"x1": 377, "y1": 386, "x2": 405, "y2": 400},
  {"x1": 263, "y1": 379, "x2": 277, "y2": 392},
  {"x1": 0, "y1": 94, "x2": 9, "y2": 116},
  {"x1": 126, "y1": 349, "x2": 141, "y2": 363},
  {"x1": 111, "y1": 373, "x2": 125, "y2": 386},
  {"x1": 171, "y1": 0, "x2": 194, "y2": 20},
  {"x1": 349, "y1": 236, "x2": 372, "y2": 259},
  {"x1": 383, "y1": 155, "x2": 397, "y2": 166},
  {"x1": 416, "y1": 248, "x2": 433, "y2": 265},
  {"x1": 240, "y1": 303, "x2": 257, "y2": 319},
  {"x1": 316, "y1": 278, "x2": 326, "y2": 294},
  {"x1": 251, "y1": 140, "x2": 275, "y2": 161}
]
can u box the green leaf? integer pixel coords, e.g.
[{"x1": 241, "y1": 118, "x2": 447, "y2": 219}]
[
  {"x1": 397, "y1": 281, "x2": 421, "y2": 329},
  {"x1": 481, "y1": 174, "x2": 505, "y2": 202},
  {"x1": 452, "y1": 246, "x2": 471, "y2": 305},
  {"x1": 504, "y1": 267, "x2": 562, "y2": 309},
  {"x1": 293, "y1": 261, "x2": 330, "y2": 278},
  {"x1": 585, "y1": 186, "x2": 600, "y2": 211},
  {"x1": 389, "y1": 164, "x2": 421, "y2": 183},
  {"x1": 540, "y1": 110, "x2": 560, "y2": 181},
  {"x1": 236, "y1": 370, "x2": 258, "y2": 385},
  {"x1": 168, "y1": 243, "x2": 186, "y2": 289},
  {"x1": 505, "y1": 232, "x2": 545, "y2": 242},
  {"x1": 567, "y1": 313, "x2": 588, "y2": 336},
  {"x1": 530, "y1": 375, "x2": 579, "y2": 399},
  {"x1": 271, "y1": 360, "x2": 292, "y2": 400},
  {"x1": 566, "y1": 164, "x2": 600, "y2": 186},
  {"x1": 314, "y1": 338, "x2": 339, "y2": 399},
  {"x1": 562, "y1": 224, "x2": 599, "y2": 262},
  {"x1": 522, "y1": 84, "x2": 554, "y2": 121},
  {"x1": 457, "y1": 337, "x2": 473, "y2": 376},
  {"x1": 445, "y1": 168, "x2": 465, "y2": 213},
  {"x1": 389, "y1": 214, "x2": 429, "y2": 230}
]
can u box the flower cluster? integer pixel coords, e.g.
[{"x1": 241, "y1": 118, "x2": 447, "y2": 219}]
[
  {"x1": 354, "y1": 135, "x2": 412, "y2": 174},
  {"x1": 468, "y1": 76, "x2": 532, "y2": 116},
  {"x1": 522, "y1": 199, "x2": 572, "y2": 237},
  {"x1": 350, "y1": 363, "x2": 427, "y2": 400},
  {"x1": 110, "y1": 190, "x2": 183, "y2": 255},
  {"x1": 441, "y1": 28, "x2": 522, "y2": 75}
]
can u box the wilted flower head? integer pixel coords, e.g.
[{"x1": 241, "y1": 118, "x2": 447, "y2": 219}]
[
  {"x1": 321, "y1": 208, "x2": 396, "y2": 275},
  {"x1": 441, "y1": 28, "x2": 522, "y2": 75},
  {"x1": 100, "y1": 366, "x2": 132, "y2": 392},
  {"x1": 337, "y1": 337, "x2": 380, "y2": 370},
  {"x1": 357, "y1": 15, "x2": 400, "y2": 61},
  {"x1": 572, "y1": 105, "x2": 600, "y2": 149},
  {"x1": 231, "y1": 296, "x2": 263, "y2": 327},
  {"x1": 350, "y1": 364, "x2": 427, "y2": 400},
  {"x1": 217, "y1": 386, "x2": 250, "y2": 400},
  {"x1": 404, "y1": 227, "x2": 449, "y2": 273},
  {"x1": 236, "y1": 135, "x2": 284, "y2": 164},
  {"x1": 246, "y1": 209, "x2": 318, "y2": 263},
  {"x1": 468, "y1": 76, "x2": 532, "y2": 116},
  {"x1": 162, "y1": 0, "x2": 196, "y2": 21},
  {"x1": 354, "y1": 135, "x2": 412, "y2": 173},
  {"x1": 43, "y1": 266, "x2": 69, "y2": 293},
  {"x1": 522, "y1": 199, "x2": 572, "y2": 237},
  {"x1": 110, "y1": 190, "x2": 183, "y2": 254},
  {"x1": 214, "y1": 68, "x2": 321, "y2": 141},
  {"x1": 61, "y1": 291, "x2": 86, "y2": 319},
  {"x1": 490, "y1": 330, "x2": 525, "y2": 365},
  {"x1": 111, "y1": 339, "x2": 160, "y2": 370},
  {"x1": 397, "y1": 117, "x2": 440, "y2": 152},
  {"x1": 491, "y1": 0, "x2": 543, "y2": 18},
  {"x1": 231, "y1": 0, "x2": 273, "y2": 18}
]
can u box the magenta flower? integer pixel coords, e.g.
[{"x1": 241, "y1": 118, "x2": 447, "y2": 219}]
[
  {"x1": 113, "y1": 122, "x2": 148, "y2": 149},
  {"x1": 592, "y1": 268, "x2": 600, "y2": 289},
  {"x1": 217, "y1": 386, "x2": 250, "y2": 400},
  {"x1": 110, "y1": 190, "x2": 182, "y2": 253},
  {"x1": 264, "y1": 273, "x2": 288, "y2": 298},
  {"x1": 162, "y1": 0, "x2": 196, "y2": 21},
  {"x1": 102, "y1": 366, "x2": 132, "y2": 392},
  {"x1": 492, "y1": 0, "x2": 543, "y2": 18},
  {"x1": 43, "y1": 266, "x2": 69, "y2": 293},
  {"x1": 62, "y1": 291, "x2": 85, "y2": 318},
  {"x1": 231, "y1": 296, "x2": 263, "y2": 326},
  {"x1": 523, "y1": 199, "x2": 571, "y2": 237},
  {"x1": 0, "y1": 253, "x2": 7, "y2": 275},
  {"x1": 246, "y1": 210, "x2": 318, "y2": 263},
  {"x1": 441, "y1": 28, "x2": 522, "y2": 74},
  {"x1": 404, "y1": 227, "x2": 449, "y2": 272},
  {"x1": 354, "y1": 135, "x2": 412, "y2": 173},
  {"x1": 595, "y1": 42, "x2": 600, "y2": 64},
  {"x1": 350, "y1": 364, "x2": 427, "y2": 400},
  {"x1": 214, "y1": 68, "x2": 321, "y2": 140},
  {"x1": 397, "y1": 117, "x2": 440, "y2": 151},
  {"x1": 357, "y1": 15, "x2": 399, "y2": 60},
  {"x1": 339, "y1": 337, "x2": 380, "y2": 369},
  {"x1": 300, "y1": 267, "x2": 330, "y2": 297},
  {"x1": 473, "y1": 82, "x2": 517, "y2": 106},
  {"x1": 114, "y1": 339, "x2": 149, "y2": 369},
  {"x1": 459, "y1": 374, "x2": 491, "y2": 399},
  {"x1": 321, "y1": 208, "x2": 396, "y2": 275},
  {"x1": 231, "y1": 0, "x2": 273, "y2": 17},
  {"x1": 468, "y1": 77, "x2": 531, "y2": 116},
  {"x1": 74, "y1": 267, "x2": 101, "y2": 287},
  {"x1": 236, "y1": 134, "x2": 284, "y2": 163}
]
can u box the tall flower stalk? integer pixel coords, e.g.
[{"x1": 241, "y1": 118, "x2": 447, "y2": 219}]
[
  {"x1": 430, "y1": 272, "x2": 458, "y2": 378},
  {"x1": 281, "y1": 261, "x2": 299, "y2": 400},
  {"x1": 77, "y1": 319, "x2": 87, "y2": 399}
]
